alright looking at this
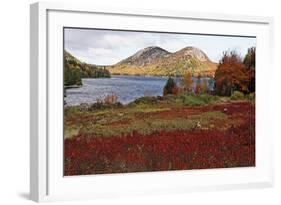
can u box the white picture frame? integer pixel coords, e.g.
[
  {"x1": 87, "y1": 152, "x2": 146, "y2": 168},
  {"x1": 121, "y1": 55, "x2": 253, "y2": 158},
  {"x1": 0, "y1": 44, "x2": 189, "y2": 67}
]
[{"x1": 30, "y1": 2, "x2": 274, "y2": 202}]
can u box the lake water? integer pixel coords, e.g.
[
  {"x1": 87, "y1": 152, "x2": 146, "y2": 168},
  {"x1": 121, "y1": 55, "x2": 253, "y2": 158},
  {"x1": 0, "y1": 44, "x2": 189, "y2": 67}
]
[{"x1": 65, "y1": 75, "x2": 214, "y2": 106}]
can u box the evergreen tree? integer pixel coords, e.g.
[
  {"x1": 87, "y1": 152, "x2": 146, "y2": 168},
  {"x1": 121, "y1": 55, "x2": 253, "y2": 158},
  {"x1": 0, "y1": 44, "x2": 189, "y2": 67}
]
[
  {"x1": 163, "y1": 77, "x2": 178, "y2": 96},
  {"x1": 243, "y1": 47, "x2": 256, "y2": 93}
]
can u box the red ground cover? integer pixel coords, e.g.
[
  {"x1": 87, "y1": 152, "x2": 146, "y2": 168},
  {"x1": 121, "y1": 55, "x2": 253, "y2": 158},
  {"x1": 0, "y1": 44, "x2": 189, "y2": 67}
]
[{"x1": 64, "y1": 102, "x2": 255, "y2": 175}]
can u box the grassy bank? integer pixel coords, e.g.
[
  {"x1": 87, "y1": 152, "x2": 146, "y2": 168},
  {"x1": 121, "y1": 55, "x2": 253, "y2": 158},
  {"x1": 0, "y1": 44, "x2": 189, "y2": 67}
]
[{"x1": 64, "y1": 93, "x2": 253, "y2": 138}]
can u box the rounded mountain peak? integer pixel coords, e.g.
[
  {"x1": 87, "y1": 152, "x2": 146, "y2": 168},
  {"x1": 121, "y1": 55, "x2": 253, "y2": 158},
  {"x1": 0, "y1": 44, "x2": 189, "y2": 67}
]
[
  {"x1": 135, "y1": 46, "x2": 170, "y2": 56},
  {"x1": 119, "y1": 46, "x2": 170, "y2": 66},
  {"x1": 176, "y1": 46, "x2": 209, "y2": 62}
]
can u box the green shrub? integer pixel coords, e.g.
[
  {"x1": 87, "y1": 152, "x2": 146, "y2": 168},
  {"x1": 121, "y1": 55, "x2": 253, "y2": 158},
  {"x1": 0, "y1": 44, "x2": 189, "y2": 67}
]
[
  {"x1": 230, "y1": 91, "x2": 244, "y2": 100},
  {"x1": 88, "y1": 101, "x2": 123, "y2": 111},
  {"x1": 128, "y1": 96, "x2": 160, "y2": 107},
  {"x1": 162, "y1": 94, "x2": 178, "y2": 103},
  {"x1": 181, "y1": 94, "x2": 218, "y2": 106},
  {"x1": 246, "y1": 92, "x2": 255, "y2": 101},
  {"x1": 183, "y1": 95, "x2": 203, "y2": 106},
  {"x1": 198, "y1": 94, "x2": 219, "y2": 104}
]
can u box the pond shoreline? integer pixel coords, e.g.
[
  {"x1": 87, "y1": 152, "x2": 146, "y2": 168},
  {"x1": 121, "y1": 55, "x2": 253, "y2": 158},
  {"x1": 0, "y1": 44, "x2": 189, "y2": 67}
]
[{"x1": 64, "y1": 75, "x2": 215, "y2": 106}]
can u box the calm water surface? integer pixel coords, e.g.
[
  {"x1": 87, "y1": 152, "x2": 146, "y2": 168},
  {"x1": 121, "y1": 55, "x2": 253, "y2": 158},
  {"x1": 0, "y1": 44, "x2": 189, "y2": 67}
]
[{"x1": 65, "y1": 75, "x2": 214, "y2": 106}]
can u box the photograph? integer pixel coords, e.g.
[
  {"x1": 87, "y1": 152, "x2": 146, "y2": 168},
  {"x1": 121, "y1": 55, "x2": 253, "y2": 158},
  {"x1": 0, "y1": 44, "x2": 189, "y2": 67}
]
[{"x1": 63, "y1": 28, "x2": 256, "y2": 176}]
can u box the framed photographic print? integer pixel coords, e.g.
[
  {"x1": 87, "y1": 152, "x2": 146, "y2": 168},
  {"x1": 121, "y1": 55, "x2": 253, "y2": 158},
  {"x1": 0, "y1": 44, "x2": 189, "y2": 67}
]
[{"x1": 30, "y1": 2, "x2": 274, "y2": 202}]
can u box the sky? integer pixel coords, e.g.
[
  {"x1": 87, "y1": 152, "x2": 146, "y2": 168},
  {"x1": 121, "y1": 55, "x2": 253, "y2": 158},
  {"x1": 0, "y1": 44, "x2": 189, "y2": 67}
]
[{"x1": 64, "y1": 28, "x2": 256, "y2": 65}]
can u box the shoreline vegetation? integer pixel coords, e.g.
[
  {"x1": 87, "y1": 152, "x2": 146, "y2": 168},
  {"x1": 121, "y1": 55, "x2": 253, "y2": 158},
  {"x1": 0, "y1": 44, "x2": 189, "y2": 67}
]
[
  {"x1": 64, "y1": 47, "x2": 256, "y2": 175},
  {"x1": 64, "y1": 50, "x2": 111, "y2": 87},
  {"x1": 102, "y1": 72, "x2": 214, "y2": 78}
]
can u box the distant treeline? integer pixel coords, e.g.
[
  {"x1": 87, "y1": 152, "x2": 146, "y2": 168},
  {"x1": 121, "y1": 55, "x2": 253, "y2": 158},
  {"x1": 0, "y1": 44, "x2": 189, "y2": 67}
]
[{"x1": 64, "y1": 51, "x2": 110, "y2": 87}]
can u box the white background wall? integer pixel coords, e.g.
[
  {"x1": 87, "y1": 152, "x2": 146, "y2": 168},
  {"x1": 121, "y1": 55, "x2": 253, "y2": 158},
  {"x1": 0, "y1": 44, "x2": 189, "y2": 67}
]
[{"x1": 0, "y1": 0, "x2": 280, "y2": 204}]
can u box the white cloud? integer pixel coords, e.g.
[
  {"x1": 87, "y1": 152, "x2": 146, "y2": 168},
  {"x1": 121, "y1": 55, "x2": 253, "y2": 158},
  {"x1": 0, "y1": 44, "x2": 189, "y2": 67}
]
[
  {"x1": 64, "y1": 28, "x2": 256, "y2": 65},
  {"x1": 89, "y1": 48, "x2": 112, "y2": 57}
]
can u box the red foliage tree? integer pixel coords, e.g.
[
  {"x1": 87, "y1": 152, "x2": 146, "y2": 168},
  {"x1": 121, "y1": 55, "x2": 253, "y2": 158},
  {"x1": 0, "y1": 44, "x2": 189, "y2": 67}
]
[{"x1": 214, "y1": 51, "x2": 251, "y2": 96}]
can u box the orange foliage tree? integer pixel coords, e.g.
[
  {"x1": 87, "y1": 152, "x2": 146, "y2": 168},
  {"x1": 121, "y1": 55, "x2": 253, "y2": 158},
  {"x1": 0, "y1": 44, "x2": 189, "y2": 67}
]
[
  {"x1": 214, "y1": 51, "x2": 252, "y2": 96},
  {"x1": 181, "y1": 72, "x2": 193, "y2": 93},
  {"x1": 195, "y1": 76, "x2": 207, "y2": 94}
]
